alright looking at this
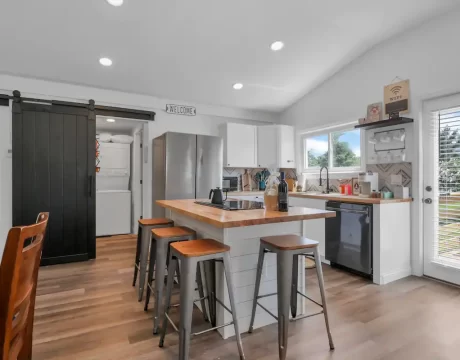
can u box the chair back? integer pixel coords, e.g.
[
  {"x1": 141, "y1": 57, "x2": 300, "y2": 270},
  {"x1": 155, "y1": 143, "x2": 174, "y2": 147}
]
[{"x1": 0, "y1": 213, "x2": 49, "y2": 360}]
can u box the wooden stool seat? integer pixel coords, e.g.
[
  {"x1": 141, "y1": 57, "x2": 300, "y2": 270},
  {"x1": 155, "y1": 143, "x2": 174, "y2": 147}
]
[
  {"x1": 151, "y1": 226, "x2": 195, "y2": 239},
  {"x1": 170, "y1": 239, "x2": 230, "y2": 258},
  {"x1": 138, "y1": 218, "x2": 173, "y2": 227},
  {"x1": 260, "y1": 235, "x2": 318, "y2": 250}
]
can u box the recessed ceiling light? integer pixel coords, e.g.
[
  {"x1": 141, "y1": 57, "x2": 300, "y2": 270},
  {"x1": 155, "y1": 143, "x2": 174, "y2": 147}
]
[
  {"x1": 106, "y1": 118, "x2": 116, "y2": 123},
  {"x1": 106, "y1": 0, "x2": 123, "y2": 6},
  {"x1": 233, "y1": 83, "x2": 243, "y2": 90},
  {"x1": 270, "y1": 41, "x2": 284, "y2": 51},
  {"x1": 99, "y1": 57, "x2": 113, "y2": 66}
]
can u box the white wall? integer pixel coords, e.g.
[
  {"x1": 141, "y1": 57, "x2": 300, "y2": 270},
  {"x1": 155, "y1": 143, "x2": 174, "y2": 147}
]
[
  {"x1": 0, "y1": 74, "x2": 278, "y2": 242},
  {"x1": 281, "y1": 8, "x2": 460, "y2": 276},
  {"x1": 0, "y1": 103, "x2": 12, "y2": 258},
  {"x1": 0, "y1": 74, "x2": 278, "y2": 124}
]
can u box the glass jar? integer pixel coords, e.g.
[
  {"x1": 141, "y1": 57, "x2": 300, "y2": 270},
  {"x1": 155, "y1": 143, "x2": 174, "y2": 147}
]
[{"x1": 264, "y1": 173, "x2": 280, "y2": 211}]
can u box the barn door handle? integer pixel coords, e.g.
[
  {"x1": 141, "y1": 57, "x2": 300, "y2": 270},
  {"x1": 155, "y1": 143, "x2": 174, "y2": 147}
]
[{"x1": 88, "y1": 175, "x2": 93, "y2": 197}]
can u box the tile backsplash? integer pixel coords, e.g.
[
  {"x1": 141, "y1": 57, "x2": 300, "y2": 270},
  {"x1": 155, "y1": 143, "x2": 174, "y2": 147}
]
[
  {"x1": 366, "y1": 162, "x2": 412, "y2": 194},
  {"x1": 223, "y1": 168, "x2": 266, "y2": 191},
  {"x1": 302, "y1": 163, "x2": 412, "y2": 194},
  {"x1": 302, "y1": 176, "x2": 352, "y2": 193},
  {"x1": 224, "y1": 168, "x2": 299, "y2": 191},
  {"x1": 224, "y1": 163, "x2": 412, "y2": 195}
]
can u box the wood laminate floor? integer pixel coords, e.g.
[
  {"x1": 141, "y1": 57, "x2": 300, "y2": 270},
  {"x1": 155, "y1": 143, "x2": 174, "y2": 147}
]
[{"x1": 32, "y1": 235, "x2": 460, "y2": 360}]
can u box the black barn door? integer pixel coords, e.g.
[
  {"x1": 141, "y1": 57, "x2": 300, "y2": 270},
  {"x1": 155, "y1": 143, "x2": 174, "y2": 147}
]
[{"x1": 12, "y1": 95, "x2": 96, "y2": 265}]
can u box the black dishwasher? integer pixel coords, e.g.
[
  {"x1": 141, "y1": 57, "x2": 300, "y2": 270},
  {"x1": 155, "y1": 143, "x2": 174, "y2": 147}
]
[{"x1": 325, "y1": 201, "x2": 373, "y2": 278}]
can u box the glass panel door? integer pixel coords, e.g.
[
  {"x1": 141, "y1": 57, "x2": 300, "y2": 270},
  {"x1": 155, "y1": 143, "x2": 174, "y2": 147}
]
[{"x1": 423, "y1": 94, "x2": 460, "y2": 285}]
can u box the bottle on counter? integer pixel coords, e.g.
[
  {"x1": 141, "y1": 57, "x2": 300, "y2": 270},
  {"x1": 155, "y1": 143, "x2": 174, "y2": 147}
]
[
  {"x1": 264, "y1": 172, "x2": 280, "y2": 211},
  {"x1": 278, "y1": 172, "x2": 288, "y2": 212}
]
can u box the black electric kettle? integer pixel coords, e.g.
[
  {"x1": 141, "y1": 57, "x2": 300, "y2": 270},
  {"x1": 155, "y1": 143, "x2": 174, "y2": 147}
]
[{"x1": 209, "y1": 187, "x2": 228, "y2": 205}]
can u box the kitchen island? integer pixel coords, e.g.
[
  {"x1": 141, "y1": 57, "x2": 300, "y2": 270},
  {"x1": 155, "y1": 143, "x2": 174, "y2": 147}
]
[{"x1": 156, "y1": 199, "x2": 335, "y2": 339}]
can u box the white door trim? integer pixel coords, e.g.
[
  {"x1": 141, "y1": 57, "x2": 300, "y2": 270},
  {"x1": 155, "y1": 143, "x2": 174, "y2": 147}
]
[{"x1": 422, "y1": 93, "x2": 460, "y2": 285}]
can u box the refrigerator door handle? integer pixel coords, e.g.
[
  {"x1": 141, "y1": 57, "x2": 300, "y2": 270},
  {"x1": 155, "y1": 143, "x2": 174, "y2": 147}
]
[{"x1": 198, "y1": 148, "x2": 204, "y2": 164}]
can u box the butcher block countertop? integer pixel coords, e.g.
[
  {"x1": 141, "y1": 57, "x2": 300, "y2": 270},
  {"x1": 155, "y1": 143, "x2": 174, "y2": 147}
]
[
  {"x1": 289, "y1": 192, "x2": 413, "y2": 204},
  {"x1": 156, "y1": 199, "x2": 336, "y2": 228}
]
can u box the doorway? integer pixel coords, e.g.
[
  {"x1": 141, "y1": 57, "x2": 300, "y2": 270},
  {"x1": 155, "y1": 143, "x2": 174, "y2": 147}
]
[
  {"x1": 423, "y1": 93, "x2": 460, "y2": 285},
  {"x1": 95, "y1": 116, "x2": 148, "y2": 236}
]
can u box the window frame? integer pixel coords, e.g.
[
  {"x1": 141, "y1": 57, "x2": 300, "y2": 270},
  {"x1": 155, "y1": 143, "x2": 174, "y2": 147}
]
[{"x1": 301, "y1": 123, "x2": 364, "y2": 174}]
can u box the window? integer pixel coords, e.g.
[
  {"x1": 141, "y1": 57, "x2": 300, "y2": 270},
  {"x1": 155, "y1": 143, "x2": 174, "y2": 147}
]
[{"x1": 303, "y1": 126, "x2": 362, "y2": 171}]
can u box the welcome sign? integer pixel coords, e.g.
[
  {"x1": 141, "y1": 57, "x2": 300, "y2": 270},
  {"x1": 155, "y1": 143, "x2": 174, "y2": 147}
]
[
  {"x1": 384, "y1": 79, "x2": 410, "y2": 115},
  {"x1": 165, "y1": 104, "x2": 196, "y2": 116}
]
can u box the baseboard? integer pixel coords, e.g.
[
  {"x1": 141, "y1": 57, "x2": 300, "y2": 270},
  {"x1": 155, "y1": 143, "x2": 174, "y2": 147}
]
[
  {"x1": 379, "y1": 267, "x2": 412, "y2": 285},
  {"x1": 41, "y1": 253, "x2": 89, "y2": 266}
]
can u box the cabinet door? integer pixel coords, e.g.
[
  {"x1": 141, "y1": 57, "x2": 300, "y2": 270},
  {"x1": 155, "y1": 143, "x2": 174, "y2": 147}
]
[
  {"x1": 226, "y1": 123, "x2": 257, "y2": 168},
  {"x1": 257, "y1": 125, "x2": 277, "y2": 168},
  {"x1": 278, "y1": 125, "x2": 296, "y2": 168}
]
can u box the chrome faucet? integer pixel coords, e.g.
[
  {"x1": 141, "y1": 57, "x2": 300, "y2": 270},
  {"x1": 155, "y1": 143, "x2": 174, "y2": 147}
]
[{"x1": 319, "y1": 166, "x2": 330, "y2": 194}]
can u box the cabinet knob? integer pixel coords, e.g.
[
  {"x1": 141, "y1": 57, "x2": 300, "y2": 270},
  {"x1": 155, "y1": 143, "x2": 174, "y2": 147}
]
[{"x1": 287, "y1": 160, "x2": 293, "y2": 163}]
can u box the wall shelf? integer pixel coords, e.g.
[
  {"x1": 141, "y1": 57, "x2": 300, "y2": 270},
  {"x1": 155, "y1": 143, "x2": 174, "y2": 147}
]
[{"x1": 355, "y1": 117, "x2": 414, "y2": 130}]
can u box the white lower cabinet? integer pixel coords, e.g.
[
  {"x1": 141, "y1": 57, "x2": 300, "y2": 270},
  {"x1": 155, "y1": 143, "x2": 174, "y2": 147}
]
[{"x1": 289, "y1": 197, "x2": 327, "y2": 260}]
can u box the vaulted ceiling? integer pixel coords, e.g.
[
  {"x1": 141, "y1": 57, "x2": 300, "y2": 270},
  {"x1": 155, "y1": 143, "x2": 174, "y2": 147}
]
[{"x1": 0, "y1": 0, "x2": 458, "y2": 111}]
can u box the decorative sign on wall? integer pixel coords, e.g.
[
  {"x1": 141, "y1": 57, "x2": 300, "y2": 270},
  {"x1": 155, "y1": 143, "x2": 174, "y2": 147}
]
[
  {"x1": 384, "y1": 79, "x2": 410, "y2": 116},
  {"x1": 165, "y1": 104, "x2": 196, "y2": 116}
]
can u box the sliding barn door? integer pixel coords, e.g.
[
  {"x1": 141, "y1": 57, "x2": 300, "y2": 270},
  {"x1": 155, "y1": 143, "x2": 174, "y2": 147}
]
[{"x1": 12, "y1": 97, "x2": 96, "y2": 265}]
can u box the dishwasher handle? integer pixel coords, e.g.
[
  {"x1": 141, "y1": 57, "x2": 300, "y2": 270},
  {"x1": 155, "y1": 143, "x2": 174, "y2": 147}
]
[{"x1": 326, "y1": 207, "x2": 368, "y2": 215}]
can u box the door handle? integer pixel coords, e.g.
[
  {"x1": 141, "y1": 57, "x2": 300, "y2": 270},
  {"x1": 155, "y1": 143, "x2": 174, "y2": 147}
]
[{"x1": 424, "y1": 198, "x2": 432, "y2": 204}]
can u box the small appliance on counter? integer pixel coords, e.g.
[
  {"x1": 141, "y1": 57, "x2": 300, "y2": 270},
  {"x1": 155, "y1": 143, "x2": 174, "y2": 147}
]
[
  {"x1": 394, "y1": 185, "x2": 410, "y2": 199},
  {"x1": 222, "y1": 176, "x2": 238, "y2": 192},
  {"x1": 209, "y1": 187, "x2": 228, "y2": 204},
  {"x1": 358, "y1": 171, "x2": 379, "y2": 198}
]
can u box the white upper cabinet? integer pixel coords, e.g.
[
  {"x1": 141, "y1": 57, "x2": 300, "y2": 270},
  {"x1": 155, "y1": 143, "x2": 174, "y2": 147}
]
[
  {"x1": 257, "y1": 125, "x2": 278, "y2": 168},
  {"x1": 223, "y1": 123, "x2": 258, "y2": 168},
  {"x1": 278, "y1": 125, "x2": 296, "y2": 168},
  {"x1": 257, "y1": 125, "x2": 296, "y2": 168}
]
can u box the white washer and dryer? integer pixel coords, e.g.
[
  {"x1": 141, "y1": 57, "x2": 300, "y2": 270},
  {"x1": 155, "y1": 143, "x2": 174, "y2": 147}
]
[{"x1": 96, "y1": 141, "x2": 132, "y2": 236}]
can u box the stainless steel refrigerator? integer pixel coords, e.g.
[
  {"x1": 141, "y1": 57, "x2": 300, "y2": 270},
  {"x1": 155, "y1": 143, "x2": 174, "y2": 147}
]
[{"x1": 152, "y1": 132, "x2": 223, "y2": 217}]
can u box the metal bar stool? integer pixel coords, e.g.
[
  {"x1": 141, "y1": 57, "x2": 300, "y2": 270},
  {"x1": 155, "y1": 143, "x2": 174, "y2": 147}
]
[
  {"x1": 159, "y1": 239, "x2": 246, "y2": 360},
  {"x1": 133, "y1": 218, "x2": 174, "y2": 301},
  {"x1": 248, "y1": 235, "x2": 334, "y2": 360},
  {"x1": 144, "y1": 226, "x2": 209, "y2": 334}
]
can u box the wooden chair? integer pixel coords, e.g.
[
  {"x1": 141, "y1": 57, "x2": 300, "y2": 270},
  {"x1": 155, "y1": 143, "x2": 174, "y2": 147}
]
[{"x1": 0, "y1": 213, "x2": 49, "y2": 360}]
